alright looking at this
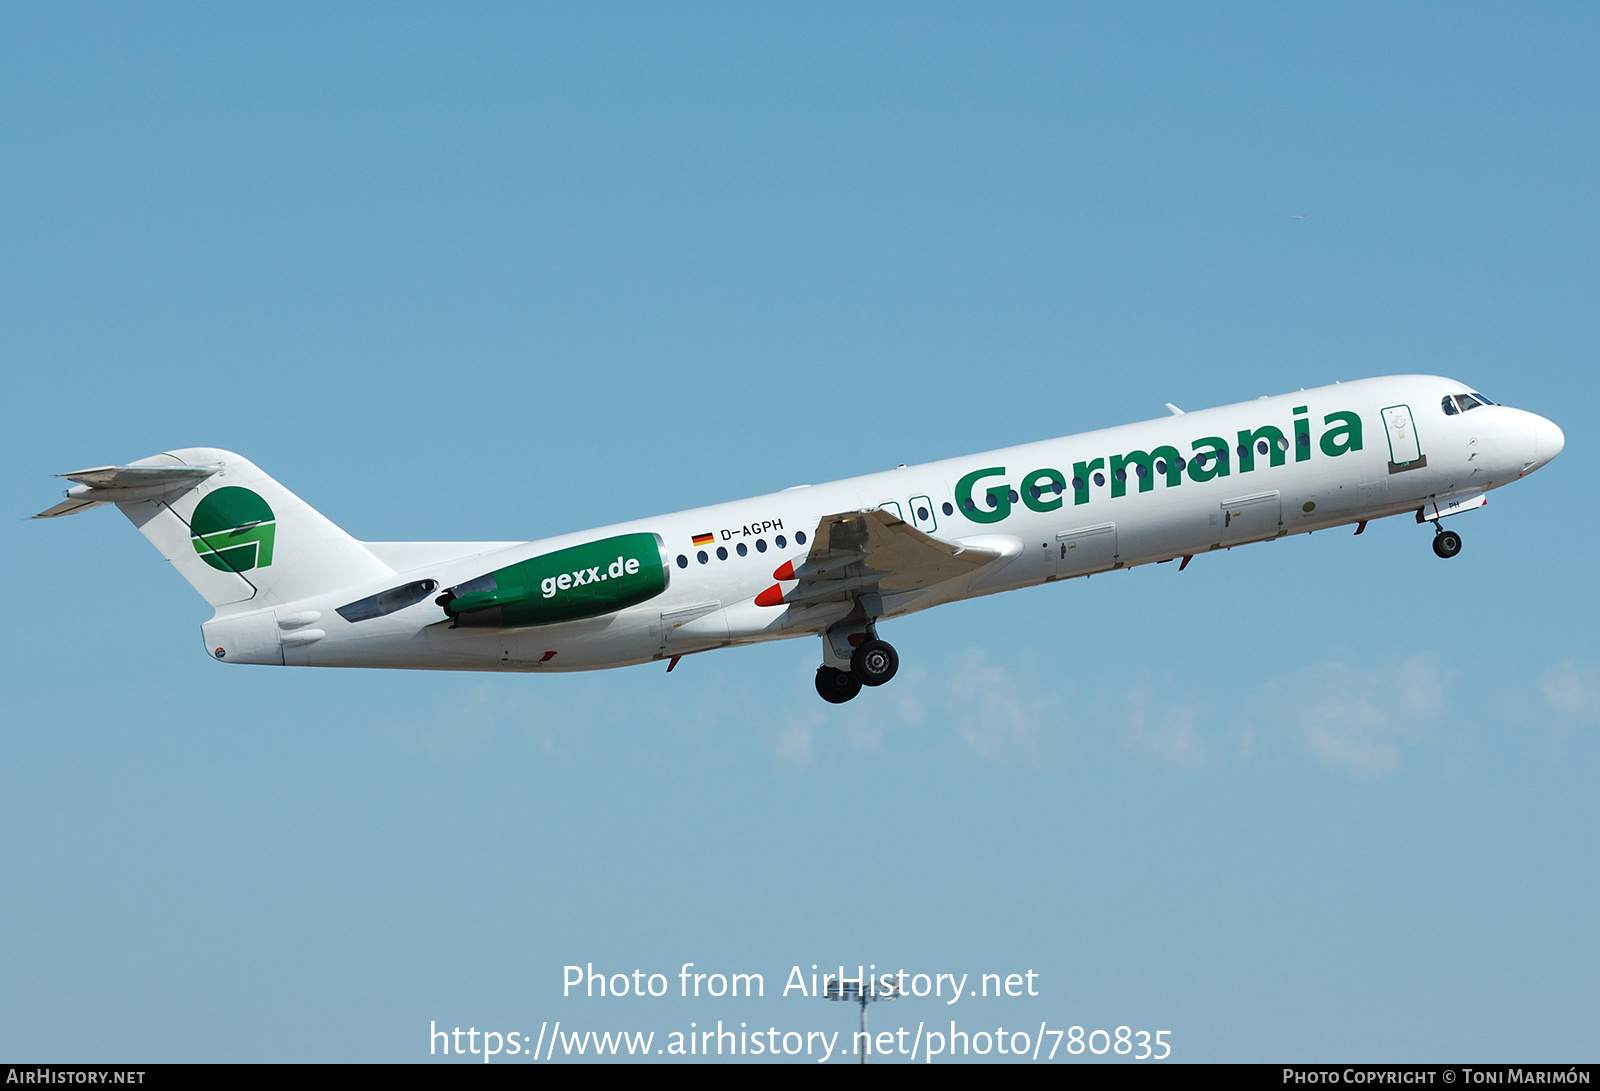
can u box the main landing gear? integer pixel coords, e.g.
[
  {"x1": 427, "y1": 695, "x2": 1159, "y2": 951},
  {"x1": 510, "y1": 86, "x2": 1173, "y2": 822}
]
[
  {"x1": 814, "y1": 634, "x2": 900, "y2": 704},
  {"x1": 1432, "y1": 525, "x2": 1463, "y2": 559},
  {"x1": 815, "y1": 666, "x2": 862, "y2": 704},
  {"x1": 852, "y1": 638, "x2": 899, "y2": 687}
]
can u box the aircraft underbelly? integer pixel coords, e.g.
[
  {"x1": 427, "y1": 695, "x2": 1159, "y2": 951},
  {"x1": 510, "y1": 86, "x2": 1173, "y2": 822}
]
[{"x1": 293, "y1": 607, "x2": 664, "y2": 672}]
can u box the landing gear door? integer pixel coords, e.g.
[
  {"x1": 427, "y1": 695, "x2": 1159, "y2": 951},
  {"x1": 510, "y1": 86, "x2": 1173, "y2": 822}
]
[
  {"x1": 907, "y1": 495, "x2": 937, "y2": 534},
  {"x1": 1055, "y1": 522, "x2": 1117, "y2": 577},
  {"x1": 1220, "y1": 491, "x2": 1282, "y2": 546},
  {"x1": 1381, "y1": 404, "x2": 1426, "y2": 471}
]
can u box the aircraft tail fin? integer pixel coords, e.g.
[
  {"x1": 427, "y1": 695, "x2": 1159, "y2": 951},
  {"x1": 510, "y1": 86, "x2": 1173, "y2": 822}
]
[{"x1": 38, "y1": 448, "x2": 394, "y2": 609}]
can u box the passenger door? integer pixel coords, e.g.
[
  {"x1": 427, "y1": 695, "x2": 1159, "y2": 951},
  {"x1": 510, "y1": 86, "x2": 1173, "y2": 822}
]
[{"x1": 1381, "y1": 404, "x2": 1426, "y2": 471}]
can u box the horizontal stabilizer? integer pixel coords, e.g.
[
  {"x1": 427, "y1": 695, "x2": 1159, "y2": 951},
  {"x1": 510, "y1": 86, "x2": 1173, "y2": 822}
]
[
  {"x1": 33, "y1": 464, "x2": 221, "y2": 518},
  {"x1": 36, "y1": 449, "x2": 394, "y2": 609},
  {"x1": 33, "y1": 496, "x2": 109, "y2": 519},
  {"x1": 61, "y1": 465, "x2": 221, "y2": 489}
]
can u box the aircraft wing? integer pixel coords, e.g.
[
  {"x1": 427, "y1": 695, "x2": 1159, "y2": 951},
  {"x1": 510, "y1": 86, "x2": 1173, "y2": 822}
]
[{"x1": 758, "y1": 507, "x2": 1003, "y2": 607}]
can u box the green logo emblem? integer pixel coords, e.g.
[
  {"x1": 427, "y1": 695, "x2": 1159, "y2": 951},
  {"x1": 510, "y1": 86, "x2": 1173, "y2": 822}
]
[{"x1": 191, "y1": 486, "x2": 276, "y2": 573}]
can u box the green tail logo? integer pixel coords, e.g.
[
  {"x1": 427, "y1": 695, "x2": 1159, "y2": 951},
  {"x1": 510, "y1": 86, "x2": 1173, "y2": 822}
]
[{"x1": 191, "y1": 486, "x2": 276, "y2": 573}]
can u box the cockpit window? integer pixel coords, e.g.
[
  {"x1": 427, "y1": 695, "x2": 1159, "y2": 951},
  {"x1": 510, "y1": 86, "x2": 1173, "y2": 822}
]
[
  {"x1": 1441, "y1": 396, "x2": 1459, "y2": 416},
  {"x1": 1471, "y1": 391, "x2": 1496, "y2": 405},
  {"x1": 1446, "y1": 393, "x2": 1489, "y2": 414}
]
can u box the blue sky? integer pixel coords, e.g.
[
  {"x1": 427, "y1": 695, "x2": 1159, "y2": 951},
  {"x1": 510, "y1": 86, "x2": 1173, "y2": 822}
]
[{"x1": 2, "y1": 3, "x2": 1595, "y2": 1062}]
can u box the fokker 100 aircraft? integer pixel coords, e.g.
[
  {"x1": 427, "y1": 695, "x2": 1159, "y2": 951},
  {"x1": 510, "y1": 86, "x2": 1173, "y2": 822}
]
[{"x1": 38, "y1": 376, "x2": 1562, "y2": 703}]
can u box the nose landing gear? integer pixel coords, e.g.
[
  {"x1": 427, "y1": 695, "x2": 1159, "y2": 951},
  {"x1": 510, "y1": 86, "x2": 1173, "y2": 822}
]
[{"x1": 1432, "y1": 526, "x2": 1463, "y2": 559}]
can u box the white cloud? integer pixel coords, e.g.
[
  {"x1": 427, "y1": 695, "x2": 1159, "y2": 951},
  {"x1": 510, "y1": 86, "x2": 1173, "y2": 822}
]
[
  {"x1": 415, "y1": 680, "x2": 501, "y2": 757},
  {"x1": 773, "y1": 717, "x2": 816, "y2": 766},
  {"x1": 891, "y1": 665, "x2": 931, "y2": 727},
  {"x1": 1537, "y1": 660, "x2": 1600, "y2": 724},
  {"x1": 412, "y1": 645, "x2": 1492, "y2": 780},
  {"x1": 942, "y1": 649, "x2": 1066, "y2": 763},
  {"x1": 1260, "y1": 655, "x2": 1447, "y2": 779},
  {"x1": 1123, "y1": 687, "x2": 1208, "y2": 770},
  {"x1": 413, "y1": 677, "x2": 600, "y2": 759}
]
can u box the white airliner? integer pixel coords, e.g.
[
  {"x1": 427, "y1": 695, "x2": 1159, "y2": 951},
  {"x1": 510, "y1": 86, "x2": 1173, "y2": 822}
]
[{"x1": 37, "y1": 375, "x2": 1562, "y2": 703}]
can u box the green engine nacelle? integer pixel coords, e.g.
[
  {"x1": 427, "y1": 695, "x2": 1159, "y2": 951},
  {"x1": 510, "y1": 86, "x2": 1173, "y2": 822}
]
[{"x1": 441, "y1": 532, "x2": 669, "y2": 628}]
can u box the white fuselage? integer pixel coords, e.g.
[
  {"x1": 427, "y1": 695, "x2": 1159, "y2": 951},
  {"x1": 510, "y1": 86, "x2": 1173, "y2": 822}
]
[{"x1": 200, "y1": 375, "x2": 1561, "y2": 672}]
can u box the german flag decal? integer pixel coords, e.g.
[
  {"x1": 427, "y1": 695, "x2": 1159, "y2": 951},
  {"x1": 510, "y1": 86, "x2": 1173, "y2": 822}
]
[{"x1": 692, "y1": 532, "x2": 715, "y2": 547}]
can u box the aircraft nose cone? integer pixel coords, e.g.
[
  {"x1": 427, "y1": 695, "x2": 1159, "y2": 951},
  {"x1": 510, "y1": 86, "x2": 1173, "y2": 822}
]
[{"x1": 1535, "y1": 416, "x2": 1565, "y2": 462}]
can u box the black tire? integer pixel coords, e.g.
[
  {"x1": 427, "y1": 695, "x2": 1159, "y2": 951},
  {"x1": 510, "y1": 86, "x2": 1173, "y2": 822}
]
[
  {"x1": 851, "y1": 639, "x2": 899, "y2": 687},
  {"x1": 815, "y1": 666, "x2": 862, "y2": 704},
  {"x1": 1432, "y1": 529, "x2": 1463, "y2": 559}
]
